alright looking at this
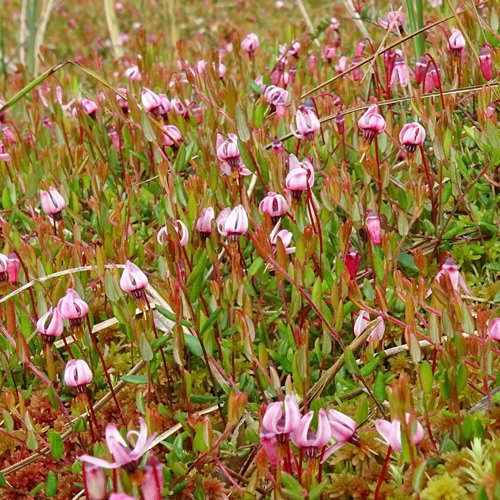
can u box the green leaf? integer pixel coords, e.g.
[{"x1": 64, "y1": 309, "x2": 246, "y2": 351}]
[
  {"x1": 236, "y1": 103, "x2": 250, "y2": 142},
  {"x1": 190, "y1": 393, "x2": 218, "y2": 403},
  {"x1": 186, "y1": 252, "x2": 207, "y2": 287},
  {"x1": 185, "y1": 334, "x2": 203, "y2": 356},
  {"x1": 49, "y1": 431, "x2": 64, "y2": 459},
  {"x1": 200, "y1": 307, "x2": 221, "y2": 336},
  {"x1": 121, "y1": 375, "x2": 148, "y2": 384},
  {"x1": 420, "y1": 361, "x2": 433, "y2": 394},
  {"x1": 412, "y1": 461, "x2": 426, "y2": 492},
  {"x1": 156, "y1": 305, "x2": 193, "y2": 328},
  {"x1": 487, "y1": 262, "x2": 500, "y2": 271},
  {"x1": 374, "y1": 372, "x2": 387, "y2": 402},
  {"x1": 281, "y1": 473, "x2": 304, "y2": 500},
  {"x1": 3, "y1": 410, "x2": 13, "y2": 434},
  {"x1": 46, "y1": 471, "x2": 58, "y2": 498},
  {"x1": 140, "y1": 334, "x2": 154, "y2": 362},
  {"x1": 141, "y1": 113, "x2": 156, "y2": 142},
  {"x1": 26, "y1": 431, "x2": 38, "y2": 450},
  {"x1": 360, "y1": 356, "x2": 381, "y2": 377},
  {"x1": 0, "y1": 472, "x2": 6, "y2": 487},
  {"x1": 344, "y1": 348, "x2": 361, "y2": 375},
  {"x1": 309, "y1": 481, "x2": 328, "y2": 500},
  {"x1": 354, "y1": 399, "x2": 368, "y2": 425}
]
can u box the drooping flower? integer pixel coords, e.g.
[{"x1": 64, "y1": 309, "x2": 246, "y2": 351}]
[
  {"x1": 279, "y1": 41, "x2": 300, "y2": 58},
  {"x1": 414, "y1": 55, "x2": 428, "y2": 85},
  {"x1": 80, "y1": 98, "x2": 98, "y2": 119},
  {"x1": 376, "y1": 414, "x2": 424, "y2": 452},
  {"x1": 335, "y1": 113, "x2": 345, "y2": 134},
  {"x1": 370, "y1": 317, "x2": 385, "y2": 344},
  {"x1": 171, "y1": 98, "x2": 187, "y2": 117},
  {"x1": 120, "y1": 261, "x2": 149, "y2": 305},
  {"x1": 486, "y1": 102, "x2": 496, "y2": 119},
  {"x1": 141, "y1": 88, "x2": 162, "y2": 116},
  {"x1": 449, "y1": 29, "x2": 466, "y2": 59},
  {"x1": 335, "y1": 56, "x2": 347, "y2": 73},
  {"x1": 322, "y1": 410, "x2": 358, "y2": 461},
  {"x1": 162, "y1": 125, "x2": 182, "y2": 147},
  {"x1": 7, "y1": 253, "x2": 20, "y2": 284},
  {"x1": 259, "y1": 426, "x2": 280, "y2": 466},
  {"x1": 115, "y1": 88, "x2": 129, "y2": 113},
  {"x1": 285, "y1": 154, "x2": 314, "y2": 201},
  {"x1": 124, "y1": 65, "x2": 141, "y2": 81},
  {"x1": 157, "y1": 220, "x2": 189, "y2": 246},
  {"x1": 83, "y1": 463, "x2": 106, "y2": 500},
  {"x1": 217, "y1": 205, "x2": 248, "y2": 241},
  {"x1": 259, "y1": 192, "x2": 289, "y2": 224},
  {"x1": 158, "y1": 94, "x2": 171, "y2": 118},
  {"x1": 108, "y1": 126, "x2": 121, "y2": 151},
  {"x1": 488, "y1": 318, "x2": 500, "y2": 342},
  {"x1": 264, "y1": 86, "x2": 289, "y2": 119},
  {"x1": 196, "y1": 207, "x2": 215, "y2": 240},
  {"x1": 40, "y1": 187, "x2": 66, "y2": 221},
  {"x1": 344, "y1": 245, "x2": 360, "y2": 279},
  {"x1": 309, "y1": 52, "x2": 318, "y2": 71},
  {"x1": 350, "y1": 57, "x2": 364, "y2": 81},
  {"x1": 329, "y1": 17, "x2": 340, "y2": 30},
  {"x1": 366, "y1": 210, "x2": 381, "y2": 245},
  {"x1": 142, "y1": 455, "x2": 164, "y2": 500},
  {"x1": 79, "y1": 418, "x2": 156, "y2": 476},
  {"x1": 58, "y1": 289, "x2": 89, "y2": 338},
  {"x1": 270, "y1": 222, "x2": 295, "y2": 254},
  {"x1": 426, "y1": 257, "x2": 471, "y2": 297},
  {"x1": 479, "y1": 44, "x2": 494, "y2": 81},
  {"x1": 241, "y1": 33, "x2": 259, "y2": 54},
  {"x1": 0, "y1": 141, "x2": 10, "y2": 162},
  {"x1": 291, "y1": 107, "x2": 321, "y2": 141},
  {"x1": 220, "y1": 161, "x2": 252, "y2": 177},
  {"x1": 354, "y1": 310, "x2": 370, "y2": 337},
  {"x1": 64, "y1": 359, "x2": 93, "y2": 393},
  {"x1": 262, "y1": 394, "x2": 301, "y2": 443},
  {"x1": 399, "y1": 122, "x2": 426, "y2": 166},
  {"x1": 290, "y1": 410, "x2": 331, "y2": 459},
  {"x1": 216, "y1": 133, "x2": 240, "y2": 169},
  {"x1": 322, "y1": 45, "x2": 336, "y2": 62},
  {"x1": 36, "y1": 307, "x2": 64, "y2": 344},
  {"x1": 390, "y1": 55, "x2": 408, "y2": 87},
  {"x1": 378, "y1": 11, "x2": 404, "y2": 33},
  {"x1": 358, "y1": 105, "x2": 386, "y2": 156}
]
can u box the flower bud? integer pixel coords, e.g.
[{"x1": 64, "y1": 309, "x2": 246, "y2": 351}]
[
  {"x1": 366, "y1": 210, "x2": 381, "y2": 245},
  {"x1": 479, "y1": 44, "x2": 494, "y2": 81}
]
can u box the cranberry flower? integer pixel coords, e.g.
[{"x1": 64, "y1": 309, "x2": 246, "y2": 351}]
[
  {"x1": 124, "y1": 65, "x2": 141, "y2": 81},
  {"x1": 488, "y1": 318, "x2": 500, "y2": 342},
  {"x1": 259, "y1": 191, "x2": 289, "y2": 224},
  {"x1": 345, "y1": 246, "x2": 360, "y2": 279},
  {"x1": 171, "y1": 98, "x2": 188, "y2": 117},
  {"x1": 414, "y1": 55, "x2": 428, "y2": 85},
  {"x1": 376, "y1": 414, "x2": 424, "y2": 452},
  {"x1": 262, "y1": 394, "x2": 301, "y2": 444},
  {"x1": 378, "y1": 11, "x2": 404, "y2": 33},
  {"x1": 358, "y1": 105, "x2": 386, "y2": 156},
  {"x1": 426, "y1": 257, "x2": 471, "y2": 297},
  {"x1": 115, "y1": 88, "x2": 129, "y2": 113},
  {"x1": 158, "y1": 94, "x2": 171, "y2": 118},
  {"x1": 217, "y1": 205, "x2": 248, "y2": 241},
  {"x1": 270, "y1": 222, "x2": 295, "y2": 254},
  {"x1": 83, "y1": 463, "x2": 107, "y2": 500},
  {"x1": 37, "y1": 307, "x2": 64, "y2": 344},
  {"x1": 58, "y1": 289, "x2": 89, "y2": 330},
  {"x1": 216, "y1": 133, "x2": 240, "y2": 169},
  {"x1": 141, "y1": 88, "x2": 162, "y2": 116},
  {"x1": 110, "y1": 494, "x2": 136, "y2": 500},
  {"x1": 390, "y1": 55, "x2": 408, "y2": 87},
  {"x1": 162, "y1": 125, "x2": 182, "y2": 147},
  {"x1": 399, "y1": 122, "x2": 426, "y2": 166},
  {"x1": 120, "y1": 261, "x2": 149, "y2": 304},
  {"x1": 142, "y1": 455, "x2": 164, "y2": 500},
  {"x1": 80, "y1": 99, "x2": 98, "y2": 119},
  {"x1": 366, "y1": 210, "x2": 381, "y2": 245},
  {"x1": 0, "y1": 141, "x2": 10, "y2": 162},
  {"x1": 449, "y1": 29, "x2": 466, "y2": 59},
  {"x1": 479, "y1": 44, "x2": 494, "y2": 81},
  {"x1": 291, "y1": 410, "x2": 331, "y2": 458},
  {"x1": 157, "y1": 220, "x2": 189, "y2": 246},
  {"x1": 291, "y1": 107, "x2": 321, "y2": 141},
  {"x1": 322, "y1": 45, "x2": 336, "y2": 62},
  {"x1": 285, "y1": 154, "x2": 315, "y2": 201},
  {"x1": 335, "y1": 56, "x2": 347, "y2": 73},
  {"x1": 6, "y1": 253, "x2": 19, "y2": 284},
  {"x1": 322, "y1": 410, "x2": 358, "y2": 461},
  {"x1": 40, "y1": 187, "x2": 66, "y2": 221},
  {"x1": 241, "y1": 33, "x2": 259, "y2": 54},
  {"x1": 220, "y1": 161, "x2": 252, "y2": 177},
  {"x1": 279, "y1": 41, "x2": 300, "y2": 58},
  {"x1": 259, "y1": 426, "x2": 280, "y2": 466},
  {"x1": 264, "y1": 86, "x2": 288, "y2": 118},
  {"x1": 196, "y1": 207, "x2": 215, "y2": 240},
  {"x1": 64, "y1": 359, "x2": 93, "y2": 393},
  {"x1": 79, "y1": 418, "x2": 156, "y2": 475},
  {"x1": 354, "y1": 310, "x2": 370, "y2": 337}
]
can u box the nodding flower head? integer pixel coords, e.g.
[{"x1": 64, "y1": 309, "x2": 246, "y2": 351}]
[
  {"x1": 376, "y1": 414, "x2": 424, "y2": 452},
  {"x1": 142, "y1": 455, "x2": 164, "y2": 500},
  {"x1": 322, "y1": 410, "x2": 358, "y2": 462},
  {"x1": 329, "y1": 17, "x2": 340, "y2": 30},
  {"x1": 259, "y1": 192, "x2": 289, "y2": 224},
  {"x1": 390, "y1": 55, "x2": 408, "y2": 87},
  {"x1": 120, "y1": 261, "x2": 149, "y2": 304},
  {"x1": 115, "y1": 88, "x2": 128, "y2": 113},
  {"x1": 399, "y1": 122, "x2": 426, "y2": 165},
  {"x1": 486, "y1": 102, "x2": 496, "y2": 119},
  {"x1": 426, "y1": 256, "x2": 471, "y2": 298},
  {"x1": 57, "y1": 289, "x2": 89, "y2": 337},
  {"x1": 358, "y1": 105, "x2": 386, "y2": 156},
  {"x1": 216, "y1": 133, "x2": 240, "y2": 168},
  {"x1": 285, "y1": 154, "x2": 315, "y2": 201},
  {"x1": 157, "y1": 220, "x2": 189, "y2": 247},
  {"x1": 366, "y1": 210, "x2": 382, "y2": 245},
  {"x1": 322, "y1": 45, "x2": 336, "y2": 62},
  {"x1": 162, "y1": 125, "x2": 182, "y2": 147},
  {"x1": 335, "y1": 56, "x2": 347, "y2": 73},
  {"x1": 108, "y1": 126, "x2": 120, "y2": 151},
  {"x1": 7, "y1": 253, "x2": 20, "y2": 284},
  {"x1": 264, "y1": 85, "x2": 288, "y2": 107},
  {"x1": 354, "y1": 310, "x2": 370, "y2": 337},
  {"x1": 64, "y1": 359, "x2": 93, "y2": 393},
  {"x1": 449, "y1": 29, "x2": 466, "y2": 59},
  {"x1": 344, "y1": 245, "x2": 360, "y2": 279},
  {"x1": 82, "y1": 463, "x2": 107, "y2": 500},
  {"x1": 291, "y1": 107, "x2": 321, "y2": 140},
  {"x1": 270, "y1": 221, "x2": 295, "y2": 254},
  {"x1": 241, "y1": 33, "x2": 259, "y2": 54},
  {"x1": 0, "y1": 141, "x2": 10, "y2": 162},
  {"x1": 378, "y1": 11, "x2": 404, "y2": 33},
  {"x1": 217, "y1": 205, "x2": 248, "y2": 242},
  {"x1": 414, "y1": 55, "x2": 428, "y2": 85},
  {"x1": 488, "y1": 318, "x2": 500, "y2": 342},
  {"x1": 158, "y1": 94, "x2": 171, "y2": 118},
  {"x1": 335, "y1": 113, "x2": 345, "y2": 134},
  {"x1": 279, "y1": 41, "x2": 300, "y2": 58},
  {"x1": 309, "y1": 52, "x2": 318, "y2": 71},
  {"x1": 141, "y1": 88, "x2": 162, "y2": 116},
  {"x1": 291, "y1": 410, "x2": 331, "y2": 460},
  {"x1": 480, "y1": 44, "x2": 494, "y2": 81},
  {"x1": 261, "y1": 394, "x2": 301, "y2": 444},
  {"x1": 78, "y1": 418, "x2": 156, "y2": 477},
  {"x1": 40, "y1": 187, "x2": 66, "y2": 221},
  {"x1": 196, "y1": 207, "x2": 215, "y2": 240},
  {"x1": 124, "y1": 65, "x2": 141, "y2": 81},
  {"x1": 171, "y1": 98, "x2": 187, "y2": 117},
  {"x1": 80, "y1": 99, "x2": 98, "y2": 118},
  {"x1": 37, "y1": 307, "x2": 64, "y2": 344},
  {"x1": 350, "y1": 57, "x2": 364, "y2": 81}
]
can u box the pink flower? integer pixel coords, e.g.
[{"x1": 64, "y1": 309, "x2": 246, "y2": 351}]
[
  {"x1": 480, "y1": 44, "x2": 494, "y2": 81},
  {"x1": 158, "y1": 94, "x2": 171, "y2": 117},
  {"x1": 162, "y1": 125, "x2": 182, "y2": 147},
  {"x1": 279, "y1": 41, "x2": 300, "y2": 58},
  {"x1": 0, "y1": 254, "x2": 7, "y2": 283},
  {"x1": 80, "y1": 98, "x2": 98, "y2": 117},
  {"x1": 264, "y1": 85, "x2": 289, "y2": 107},
  {"x1": 157, "y1": 220, "x2": 188, "y2": 246},
  {"x1": 291, "y1": 410, "x2": 331, "y2": 457},
  {"x1": 350, "y1": 57, "x2": 364, "y2": 81},
  {"x1": 358, "y1": 105, "x2": 386, "y2": 152},
  {"x1": 291, "y1": 107, "x2": 320, "y2": 141},
  {"x1": 259, "y1": 192, "x2": 289, "y2": 223},
  {"x1": 120, "y1": 261, "x2": 149, "y2": 301},
  {"x1": 110, "y1": 495, "x2": 136, "y2": 500},
  {"x1": 449, "y1": 29, "x2": 466, "y2": 58},
  {"x1": 220, "y1": 161, "x2": 252, "y2": 176},
  {"x1": 400, "y1": 122, "x2": 426, "y2": 165},
  {"x1": 259, "y1": 426, "x2": 280, "y2": 466},
  {"x1": 376, "y1": 414, "x2": 424, "y2": 452},
  {"x1": 79, "y1": 418, "x2": 156, "y2": 473},
  {"x1": 426, "y1": 257, "x2": 471, "y2": 297},
  {"x1": 378, "y1": 11, "x2": 404, "y2": 33},
  {"x1": 196, "y1": 207, "x2": 215, "y2": 239},
  {"x1": 40, "y1": 187, "x2": 66, "y2": 220},
  {"x1": 241, "y1": 33, "x2": 259, "y2": 54},
  {"x1": 1, "y1": 124, "x2": 16, "y2": 144},
  {"x1": 108, "y1": 126, "x2": 121, "y2": 151},
  {"x1": 322, "y1": 410, "x2": 358, "y2": 461},
  {"x1": 36, "y1": 307, "x2": 64, "y2": 344},
  {"x1": 285, "y1": 154, "x2": 315, "y2": 200},
  {"x1": 488, "y1": 318, "x2": 500, "y2": 342},
  {"x1": 58, "y1": 289, "x2": 89, "y2": 330},
  {"x1": 390, "y1": 55, "x2": 408, "y2": 87},
  {"x1": 329, "y1": 17, "x2": 340, "y2": 30},
  {"x1": 0, "y1": 141, "x2": 10, "y2": 162},
  {"x1": 414, "y1": 55, "x2": 428, "y2": 85},
  {"x1": 309, "y1": 52, "x2": 318, "y2": 71},
  {"x1": 64, "y1": 359, "x2": 93, "y2": 392},
  {"x1": 115, "y1": 88, "x2": 128, "y2": 112},
  {"x1": 7, "y1": 253, "x2": 20, "y2": 284},
  {"x1": 344, "y1": 245, "x2": 360, "y2": 279},
  {"x1": 217, "y1": 133, "x2": 240, "y2": 167},
  {"x1": 218, "y1": 205, "x2": 248, "y2": 241},
  {"x1": 83, "y1": 463, "x2": 107, "y2": 500},
  {"x1": 170, "y1": 99, "x2": 187, "y2": 117},
  {"x1": 335, "y1": 56, "x2": 347, "y2": 73},
  {"x1": 262, "y1": 394, "x2": 301, "y2": 441},
  {"x1": 270, "y1": 222, "x2": 295, "y2": 254},
  {"x1": 56, "y1": 86, "x2": 75, "y2": 110},
  {"x1": 141, "y1": 88, "x2": 161, "y2": 115},
  {"x1": 486, "y1": 102, "x2": 496, "y2": 119},
  {"x1": 366, "y1": 210, "x2": 381, "y2": 245},
  {"x1": 124, "y1": 65, "x2": 141, "y2": 81},
  {"x1": 142, "y1": 455, "x2": 164, "y2": 500},
  {"x1": 354, "y1": 310, "x2": 370, "y2": 337},
  {"x1": 355, "y1": 40, "x2": 366, "y2": 58},
  {"x1": 370, "y1": 318, "x2": 385, "y2": 343},
  {"x1": 322, "y1": 45, "x2": 336, "y2": 62}
]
